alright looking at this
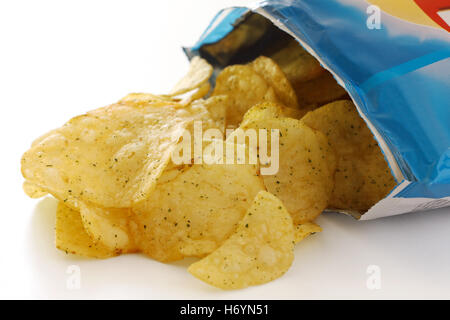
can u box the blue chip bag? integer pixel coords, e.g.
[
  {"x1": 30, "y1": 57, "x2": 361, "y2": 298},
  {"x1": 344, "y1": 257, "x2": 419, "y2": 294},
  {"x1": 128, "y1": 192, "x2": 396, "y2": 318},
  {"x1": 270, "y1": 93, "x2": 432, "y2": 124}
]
[{"x1": 185, "y1": 0, "x2": 450, "y2": 219}]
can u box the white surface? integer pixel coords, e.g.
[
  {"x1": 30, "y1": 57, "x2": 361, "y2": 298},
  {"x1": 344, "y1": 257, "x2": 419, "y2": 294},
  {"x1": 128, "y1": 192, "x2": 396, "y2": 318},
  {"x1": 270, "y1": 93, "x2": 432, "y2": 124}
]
[{"x1": 0, "y1": 0, "x2": 449, "y2": 300}]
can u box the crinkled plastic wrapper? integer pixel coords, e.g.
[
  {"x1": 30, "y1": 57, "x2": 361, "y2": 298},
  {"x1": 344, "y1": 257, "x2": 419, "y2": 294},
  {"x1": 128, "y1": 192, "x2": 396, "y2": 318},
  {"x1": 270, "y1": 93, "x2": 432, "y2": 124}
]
[{"x1": 184, "y1": 0, "x2": 450, "y2": 220}]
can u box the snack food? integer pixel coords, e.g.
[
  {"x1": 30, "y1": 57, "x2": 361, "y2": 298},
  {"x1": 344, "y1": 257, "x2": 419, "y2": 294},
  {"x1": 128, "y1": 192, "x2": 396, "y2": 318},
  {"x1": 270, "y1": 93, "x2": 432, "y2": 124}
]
[
  {"x1": 21, "y1": 38, "x2": 396, "y2": 289},
  {"x1": 132, "y1": 142, "x2": 265, "y2": 262},
  {"x1": 188, "y1": 191, "x2": 295, "y2": 289},
  {"x1": 301, "y1": 100, "x2": 397, "y2": 211},
  {"x1": 241, "y1": 111, "x2": 336, "y2": 224},
  {"x1": 212, "y1": 64, "x2": 279, "y2": 127},
  {"x1": 56, "y1": 202, "x2": 115, "y2": 258}
]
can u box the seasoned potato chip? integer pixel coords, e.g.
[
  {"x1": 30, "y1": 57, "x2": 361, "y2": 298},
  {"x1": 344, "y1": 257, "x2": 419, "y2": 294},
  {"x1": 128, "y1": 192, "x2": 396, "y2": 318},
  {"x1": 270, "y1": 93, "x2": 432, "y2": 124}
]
[
  {"x1": 212, "y1": 65, "x2": 278, "y2": 127},
  {"x1": 23, "y1": 181, "x2": 47, "y2": 199},
  {"x1": 188, "y1": 191, "x2": 294, "y2": 290},
  {"x1": 56, "y1": 201, "x2": 115, "y2": 258},
  {"x1": 294, "y1": 72, "x2": 348, "y2": 107},
  {"x1": 179, "y1": 82, "x2": 211, "y2": 106},
  {"x1": 192, "y1": 95, "x2": 228, "y2": 134},
  {"x1": 119, "y1": 93, "x2": 175, "y2": 106},
  {"x1": 21, "y1": 101, "x2": 207, "y2": 208},
  {"x1": 240, "y1": 102, "x2": 310, "y2": 125},
  {"x1": 294, "y1": 222, "x2": 322, "y2": 244},
  {"x1": 79, "y1": 203, "x2": 136, "y2": 253},
  {"x1": 250, "y1": 56, "x2": 298, "y2": 109},
  {"x1": 240, "y1": 102, "x2": 284, "y2": 128},
  {"x1": 170, "y1": 56, "x2": 213, "y2": 96},
  {"x1": 243, "y1": 117, "x2": 336, "y2": 224},
  {"x1": 131, "y1": 144, "x2": 265, "y2": 262},
  {"x1": 270, "y1": 38, "x2": 324, "y2": 84},
  {"x1": 301, "y1": 100, "x2": 396, "y2": 211}
]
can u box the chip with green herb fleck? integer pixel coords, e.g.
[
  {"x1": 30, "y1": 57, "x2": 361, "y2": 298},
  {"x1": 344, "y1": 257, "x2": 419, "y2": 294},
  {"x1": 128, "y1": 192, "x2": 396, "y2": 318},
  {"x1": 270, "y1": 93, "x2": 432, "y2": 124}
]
[{"x1": 188, "y1": 191, "x2": 294, "y2": 290}]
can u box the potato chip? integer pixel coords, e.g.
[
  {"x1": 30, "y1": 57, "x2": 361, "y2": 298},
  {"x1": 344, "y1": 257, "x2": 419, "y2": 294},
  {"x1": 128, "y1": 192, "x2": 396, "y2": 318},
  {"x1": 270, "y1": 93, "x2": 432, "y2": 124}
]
[
  {"x1": 131, "y1": 142, "x2": 265, "y2": 262},
  {"x1": 56, "y1": 201, "x2": 115, "y2": 258},
  {"x1": 250, "y1": 56, "x2": 298, "y2": 109},
  {"x1": 192, "y1": 95, "x2": 228, "y2": 134},
  {"x1": 21, "y1": 101, "x2": 207, "y2": 208},
  {"x1": 240, "y1": 102, "x2": 284, "y2": 128},
  {"x1": 294, "y1": 72, "x2": 348, "y2": 107},
  {"x1": 243, "y1": 117, "x2": 336, "y2": 224},
  {"x1": 178, "y1": 82, "x2": 211, "y2": 106},
  {"x1": 270, "y1": 38, "x2": 324, "y2": 84},
  {"x1": 188, "y1": 191, "x2": 294, "y2": 290},
  {"x1": 23, "y1": 181, "x2": 48, "y2": 199},
  {"x1": 240, "y1": 102, "x2": 311, "y2": 125},
  {"x1": 79, "y1": 202, "x2": 137, "y2": 253},
  {"x1": 119, "y1": 93, "x2": 175, "y2": 106},
  {"x1": 169, "y1": 56, "x2": 213, "y2": 96},
  {"x1": 301, "y1": 100, "x2": 396, "y2": 211},
  {"x1": 212, "y1": 65, "x2": 279, "y2": 127},
  {"x1": 294, "y1": 222, "x2": 322, "y2": 244}
]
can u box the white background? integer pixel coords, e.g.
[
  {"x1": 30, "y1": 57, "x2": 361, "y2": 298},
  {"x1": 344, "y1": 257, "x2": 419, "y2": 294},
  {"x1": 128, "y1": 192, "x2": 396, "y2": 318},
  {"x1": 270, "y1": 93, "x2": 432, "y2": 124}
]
[{"x1": 1, "y1": 0, "x2": 449, "y2": 299}]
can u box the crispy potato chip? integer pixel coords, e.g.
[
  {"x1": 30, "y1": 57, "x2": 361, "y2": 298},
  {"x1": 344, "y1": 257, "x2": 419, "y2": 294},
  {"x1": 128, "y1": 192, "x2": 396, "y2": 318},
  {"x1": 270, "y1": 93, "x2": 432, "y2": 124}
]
[
  {"x1": 79, "y1": 202, "x2": 136, "y2": 253},
  {"x1": 192, "y1": 95, "x2": 228, "y2": 134},
  {"x1": 23, "y1": 181, "x2": 48, "y2": 199},
  {"x1": 119, "y1": 93, "x2": 175, "y2": 106},
  {"x1": 294, "y1": 72, "x2": 348, "y2": 107},
  {"x1": 240, "y1": 102, "x2": 311, "y2": 125},
  {"x1": 243, "y1": 117, "x2": 336, "y2": 224},
  {"x1": 131, "y1": 142, "x2": 265, "y2": 262},
  {"x1": 56, "y1": 201, "x2": 115, "y2": 258},
  {"x1": 178, "y1": 82, "x2": 211, "y2": 106},
  {"x1": 250, "y1": 56, "x2": 298, "y2": 109},
  {"x1": 21, "y1": 101, "x2": 207, "y2": 207},
  {"x1": 294, "y1": 222, "x2": 322, "y2": 244},
  {"x1": 270, "y1": 38, "x2": 324, "y2": 84},
  {"x1": 240, "y1": 102, "x2": 283, "y2": 128},
  {"x1": 172, "y1": 96, "x2": 228, "y2": 164},
  {"x1": 170, "y1": 56, "x2": 213, "y2": 96},
  {"x1": 301, "y1": 100, "x2": 396, "y2": 211},
  {"x1": 188, "y1": 191, "x2": 294, "y2": 290},
  {"x1": 212, "y1": 65, "x2": 279, "y2": 127}
]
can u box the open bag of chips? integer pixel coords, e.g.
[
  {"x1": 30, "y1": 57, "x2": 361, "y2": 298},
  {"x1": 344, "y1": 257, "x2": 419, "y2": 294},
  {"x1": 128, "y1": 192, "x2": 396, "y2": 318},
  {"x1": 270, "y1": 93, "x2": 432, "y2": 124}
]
[{"x1": 21, "y1": 0, "x2": 450, "y2": 289}]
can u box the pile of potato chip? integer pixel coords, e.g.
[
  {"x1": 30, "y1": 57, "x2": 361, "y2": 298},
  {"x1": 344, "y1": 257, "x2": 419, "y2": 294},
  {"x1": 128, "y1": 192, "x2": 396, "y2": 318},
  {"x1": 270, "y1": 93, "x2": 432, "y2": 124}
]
[{"x1": 21, "y1": 39, "x2": 396, "y2": 289}]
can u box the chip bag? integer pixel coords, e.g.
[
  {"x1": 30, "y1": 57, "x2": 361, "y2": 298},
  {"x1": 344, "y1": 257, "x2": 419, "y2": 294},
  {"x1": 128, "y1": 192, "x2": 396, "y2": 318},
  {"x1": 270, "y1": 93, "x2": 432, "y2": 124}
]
[{"x1": 185, "y1": 0, "x2": 450, "y2": 220}]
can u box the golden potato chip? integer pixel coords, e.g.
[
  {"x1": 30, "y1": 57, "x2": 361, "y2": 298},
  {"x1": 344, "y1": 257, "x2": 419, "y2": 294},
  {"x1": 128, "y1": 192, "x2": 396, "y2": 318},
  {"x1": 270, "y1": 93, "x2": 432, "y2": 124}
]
[
  {"x1": 243, "y1": 117, "x2": 336, "y2": 224},
  {"x1": 131, "y1": 143, "x2": 265, "y2": 262},
  {"x1": 301, "y1": 100, "x2": 396, "y2": 211},
  {"x1": 178, "y1": 82, "x2": 211, "y2": 106},
  {"x1": 172, "y1": 96, "x2": 228, "y2": 164},
  {"x1": 250, "y1": 56, "x2": 298, "y2": 109},
  {"x1": 270, "y1": 38, "x2": 324, "y2": 84},
  {"x1": 119, "y1": 93, "x2": 175, "y2": 106},
  {"x1": 79, "y1": 202, "x2": 137, "y2": 253},
  {"x1": 294, "y1": 222, "x2": 322, "y2": 244},
  {"x1": 188, "y1": 191, "x2": 294, "y2": 290},
  {"x1": 23, "y1": 181, "x2": 47, "y2": 199},
  {"x1": 56, "y1": 201, "x2": 115, "y2": 258},
  {"x1": 240, "y1": 102, "x2": 311, "y2": 125},
  {"x1": 240, "y1": 102, "x2": 284, "y2": 128},
  {"x1": 212, "y1": 65, "x2": 278, "y2": 127},
  {"x1": 294, "y1": 72, "x2": 348, "y2": 107},
  {"x1": 169, "y1": 56, "x2": 213, "y2": 96},
  {"x1": 21, "y1": 101, "x2": 207, "y2": 208},
  {"x1": 192, "y1": 95, "x2": 228, "y2": 134}
]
